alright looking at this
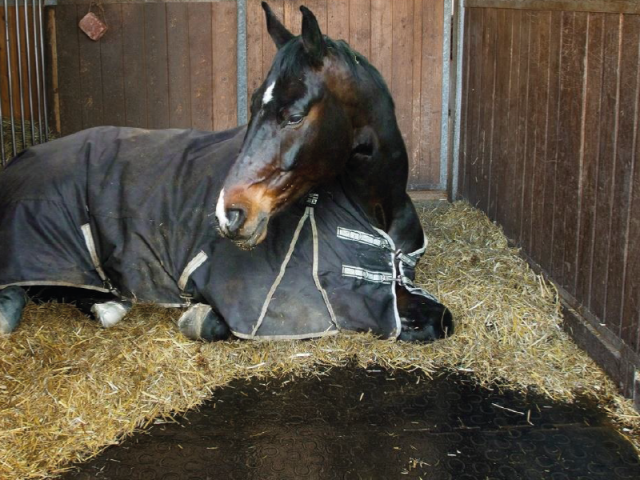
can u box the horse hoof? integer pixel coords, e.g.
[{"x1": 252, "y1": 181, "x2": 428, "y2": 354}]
[
  {"x1": 178, "y1": 304, "x2": 230, "y2": 342},
  {"x1": 398, "y1": 298, "x2": 454, "y2": 343},
  {"x1": 91, "y1": 301, "x2": 132, "y2": 328},
  {"x1": 0, "y1": 286, "x2": 28, "y2": 334}
]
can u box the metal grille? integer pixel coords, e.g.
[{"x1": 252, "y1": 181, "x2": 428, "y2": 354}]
[{"x1": 0, "y1": 0, "x2": 49, "y2": 167}]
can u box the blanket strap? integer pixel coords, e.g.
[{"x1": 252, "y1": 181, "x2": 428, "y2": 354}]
[
  {"x1": 251, "y1": 207, "x2": 311, "y2": 337},
  {"x1": 80, "y1": 224, "x2": 115, "y2": 292},
  {"x1": 309, "y1": 207, "x2": 339, "y2": 330}
]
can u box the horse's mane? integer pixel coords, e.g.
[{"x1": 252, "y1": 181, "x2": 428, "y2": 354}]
[{"x1": 270, "y1": 36, "x2": 394, "y2": 107}]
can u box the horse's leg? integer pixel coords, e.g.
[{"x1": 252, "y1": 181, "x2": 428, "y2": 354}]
[
  {"x1": 0, "y1": 286, "x2": 29, "y2": 334},
  {"x1": 178, "y1": 303, "x2": 230, "y2": 341},
  {"x1": 396, "y1": 286, "x2": 454, "y2": 342},
  {"x1": 90, "y1": 301, "x2": 132, "y2": 328}
]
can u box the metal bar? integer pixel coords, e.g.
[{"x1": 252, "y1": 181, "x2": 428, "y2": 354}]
[
  {"x1": 450, "y1": 0, "x2": 466, "y2": 201},
  {"x1": 14, "y1": 1, "x2": 26, "y2": 148},
  {"x1": 439, "y1": 0, "x2": 453, "y2": 191},
  {"x1": 4, "y1": 0, "x2": 17, "y2": 156},
  {"x1": 236, "y1": 0, "x2": 247, "y2": 125},
  {"x1": 38, "y1": 0, "x2": 47, "y2": 140},
  {"x1": 24, "y1": 0, "x2": 35, "y2": 145},
  {"x1": 32, "y1": 0, "x2": 42, "y2": 143},
  {"x1": 0, "y1": 74, "x2": 5, "y2": 166}
]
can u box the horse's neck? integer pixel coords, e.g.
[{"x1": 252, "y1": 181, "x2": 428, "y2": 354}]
[{"x1": 341, "y1": 108, "x2": 409, "y2": 225}]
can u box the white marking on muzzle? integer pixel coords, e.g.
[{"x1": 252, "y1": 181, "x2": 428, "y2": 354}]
[
  {"x1": 216, "y1": 188, "x2": 228, "y2": 231},
  {"x1": 262, "y1": 81, "x2": 275, "y2": 105}
]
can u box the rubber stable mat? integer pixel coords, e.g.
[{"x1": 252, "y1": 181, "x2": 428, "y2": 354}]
[{"x1": 64, "y1": 367, "x2": 640, "y2": 479}]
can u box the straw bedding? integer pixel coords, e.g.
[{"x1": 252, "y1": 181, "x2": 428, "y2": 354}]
[{"x1": 0, "y1": 200, "x2": 638, "y2": 478}]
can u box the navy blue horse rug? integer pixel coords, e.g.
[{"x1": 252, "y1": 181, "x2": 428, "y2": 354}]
[{"x1": 0, "y1": 125, "x2": 447, "y2": 340}]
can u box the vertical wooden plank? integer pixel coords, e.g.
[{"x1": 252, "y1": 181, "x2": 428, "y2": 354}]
[
  {"x1": 284, "y1": 0, "x2": 303, "y2": 36},
  {"x1": 100, "y1": 4, "x2": 125, "y2": 127},
  {"x1": 263, "y1": 0, "x2": 284, "y2": 78},
  {"x1": 246, "y1": 0, "x2": 263, "y2": 118},
  {"x1": 561, "y1": 12, "x2": 587, "y2": 295},
  {"x1": 349, "y1": 0, "x2": 370, "y2": 57},
  {"x1": 464, "y1": 8, "x2": 484, "y2": 203},
  {"x1": 576, "y1": 13, "x2": 605, "y2": 307},
  {"x1": 55, "y1": 5, "x2": 82, "y2": 135},
  {"x1": 328, "y1": 0, "x2": 349, "y2": 41},
  {"x1": 606, "y1": 15, "x2": 640, "y2": 336},
  {"x1": 476, "y1": 8, "x2": 497, "y2": 211},
  {"x1": 539, "y1": 11, "x2": 561, "y2": 272},
  {"x1": 144, "y1": 3, "x2": 170, "y2": 129},
  {"x1": 411, "y1": 0, "x2": 423, "y2": 185},
  {"x1": 212, "y1": 1, "x2": 237, "y2": 130},
  {"x1": 419, "y1": 0, "x2": 444, "y2": 188},
  {"x1": 511, "y1": 11, "x2": 531, "y2": 242},
  {"x1": 370, "y1": 0, "x2": 392, "y2": 86},
  {"x1": 530, "y1": 12, "x2": 551, "y2": 258},
  {"x1": 517, "y1": 11, "x2": 540, "y2": 248},
  {"x1": 550, "y1": 12, "x2": 571, "y2": 280},
  {"x1": 189, "y1": 3, "x2": 213, "y2": 131},
  {"x1": 497, "y1": 10, "x2": 521, "y2": 237},
  {"x1": 622, "y1": 122, "x2": 640, "y2": 351},
  {"x1": 167, "y1": 3, "x2": 191, "y2": 128},
  {"x1": 391, "y1": 0, "x2": 415, "y2": 186},
  {"x1": 590, "y1": 14, "x2": 622, "y2": 321},
  {"x1": 488, "y1": 9, "x2": 512, "y2": 220},
  {"x1": 77, "y1": 6, "x2": 103, "y2": 128},
  {"x1": 122, "y1": 3, "x2": 147, "y2": 128}
]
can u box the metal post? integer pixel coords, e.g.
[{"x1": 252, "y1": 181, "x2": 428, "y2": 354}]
[
  {"x1": 4, "y1": 0, "x2": 17, "y2": 157},
  {"x1": 38, "y1": 0, "x2": 48, "y2": 141},
  {"x1": 24, "y1": 0, "x2": 35, "y2": 145},
  {"x1": 14, "y1": 0, "x2": 27, "y2": 148},
  {"x1": 0, "y1": 75, "x2": 5, "y2": 166},
  {"x1": 236, "y1": 0, "x2": 248, "y2": 125},
  {"x1": 439, "y1": 0, "x2": 453, "y2": 191},
  {"x1": 450, "y1": 0, "x2": 466, "y2": 201},
  {"x1": 32, "y1": 0, "x2": 42, "y2": 143}
]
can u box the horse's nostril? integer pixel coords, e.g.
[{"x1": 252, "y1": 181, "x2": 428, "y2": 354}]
[{"x1": 225, "y1": 208, "x2": 246, "y2": 236}]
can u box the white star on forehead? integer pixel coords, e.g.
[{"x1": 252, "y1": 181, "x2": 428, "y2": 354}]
[{"x1": 262, "y1": 81, "x2": 276, "y2": 105}]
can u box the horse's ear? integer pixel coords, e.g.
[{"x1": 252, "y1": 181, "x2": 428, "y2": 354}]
[
  {"x1": 262, "y1": 2, "x2": 294, "y2": 49},
  {"x1": 300, "y1": 5, "x2": 327, "y2": 65}
]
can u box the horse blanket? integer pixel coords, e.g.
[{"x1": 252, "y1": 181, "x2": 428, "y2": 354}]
[{"x1": 0, "y1": 126, "x2": 437, "y2": 340}]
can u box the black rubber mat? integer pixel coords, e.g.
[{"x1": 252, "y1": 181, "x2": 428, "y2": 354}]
[{"x1": 64, "y1": 367, "x2": 640, "y2": 479}]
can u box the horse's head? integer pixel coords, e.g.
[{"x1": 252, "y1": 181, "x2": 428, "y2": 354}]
[{"x1": 216, "y1": 3, "x2": 358, "y2": 248}]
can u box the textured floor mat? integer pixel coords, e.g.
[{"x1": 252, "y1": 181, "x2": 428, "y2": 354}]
[{"x1": 64, "y1": 367, "x2": 640, "y2": 479}]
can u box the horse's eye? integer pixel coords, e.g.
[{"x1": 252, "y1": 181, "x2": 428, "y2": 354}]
[{"x1": 287, "y1": 114, "x2": 305, "y2": 126}]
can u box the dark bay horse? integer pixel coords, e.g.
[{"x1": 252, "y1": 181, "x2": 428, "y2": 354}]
[
  {"x1": 0, "y1": 3, "x2": 452, "y2": 342},
  {"x1": 215, "y1": 3, "x2": 453, "y2": 341}
]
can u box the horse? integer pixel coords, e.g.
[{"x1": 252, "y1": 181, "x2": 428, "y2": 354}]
[{"x1": 0, "y1": 3, "x2": 453, "y2": 342}]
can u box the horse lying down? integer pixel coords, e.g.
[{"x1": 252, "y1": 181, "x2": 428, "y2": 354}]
[
  {"x1": 0, "y1": 126, "x2": 451, "y2": 341},
  {"x1": 0, "y1": 3, "x2": 453, "y2": 342}
]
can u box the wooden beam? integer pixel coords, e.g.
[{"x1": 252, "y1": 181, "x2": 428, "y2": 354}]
[{"x1": 464, "y1": 0, "x2": 640, "y2": 15}]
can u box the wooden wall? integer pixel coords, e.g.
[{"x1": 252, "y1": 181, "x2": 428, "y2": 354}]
[
  {"x1": 52, "y1": 0, "x2": 447, "y2": 189},
  {"x1": 54, "y1": 1, "x2": 238, "y2": 134},
  {"x1": 459, "y1": 0, "x2": 640, "y2": 397}
]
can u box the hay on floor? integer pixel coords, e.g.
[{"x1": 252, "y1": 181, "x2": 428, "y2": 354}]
[
  {"x1": 1, "y1": 117, "x2": 54, "y2": 165},
  {"x1": 0, "y1": 201, "x2": 638, "y2": 479}
]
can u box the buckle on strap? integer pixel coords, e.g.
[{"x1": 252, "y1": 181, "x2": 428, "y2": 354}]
[{"x1": 306, "y1": 192, "x2": 319, "y2": 207}]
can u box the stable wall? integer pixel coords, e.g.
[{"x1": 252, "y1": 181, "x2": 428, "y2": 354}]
[
  {"x1": 50, "y1": 0, "x2": 449, "y2": 190},
  {"x1": 458, "y1": 0, "x2": 640, "y2": 403}
]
